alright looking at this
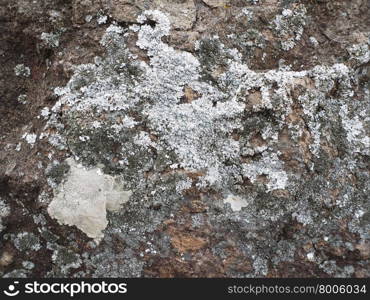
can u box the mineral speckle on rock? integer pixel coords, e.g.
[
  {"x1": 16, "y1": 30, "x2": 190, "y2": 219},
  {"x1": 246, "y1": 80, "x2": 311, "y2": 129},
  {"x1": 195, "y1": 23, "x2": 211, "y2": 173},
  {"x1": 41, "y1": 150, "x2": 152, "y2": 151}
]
[{"x1": 0, "y1": 0, "x2": 369, "y2": 278}]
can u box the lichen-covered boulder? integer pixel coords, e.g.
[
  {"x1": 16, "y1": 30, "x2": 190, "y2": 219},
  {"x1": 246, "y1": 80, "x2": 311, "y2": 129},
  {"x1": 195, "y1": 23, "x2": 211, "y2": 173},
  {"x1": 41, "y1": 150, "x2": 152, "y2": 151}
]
[{"x1": 0, "y1": 0, "x2": 369, "y2": 278}]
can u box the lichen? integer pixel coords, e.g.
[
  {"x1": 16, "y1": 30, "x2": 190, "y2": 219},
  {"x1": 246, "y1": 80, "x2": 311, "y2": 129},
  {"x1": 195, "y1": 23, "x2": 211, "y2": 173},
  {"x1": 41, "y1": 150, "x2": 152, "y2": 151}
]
[
  {"x1": 17, "y1": 94, "x2": 27, "y2": 104},
  {"x1": 272, "y1": 5, "x2": 307, "y2": 51},
  {"x1": 14, "y1": 64, "x2": 31, "y2": 77},
  {"x1": 51, "y1": 246, "x2": 82, "y2": 276},
  {"x1": 40, "y1": 32, "x2": 60, "y2": 48},
  {"x1": 243, "y1": 152, "x2": 288, "y2": 192},
  {"x1": 0, "y1": 198, "x2": 10, "y2": 232},
  {"x1": 36, "y1": 8, "x2": 370, "y2": 278},
  {"x1": 22, "y1": 133, "x2": 37, "y2": 147},
  {"x1": 347, "y1": 42, "x2": 370, "y2": 65},
  {"x1": 13, "y1": 232, "x2": 41, "y2": 252},
  {"x1": 47, "y1": 158, "x2": 132, "y2": 241}
]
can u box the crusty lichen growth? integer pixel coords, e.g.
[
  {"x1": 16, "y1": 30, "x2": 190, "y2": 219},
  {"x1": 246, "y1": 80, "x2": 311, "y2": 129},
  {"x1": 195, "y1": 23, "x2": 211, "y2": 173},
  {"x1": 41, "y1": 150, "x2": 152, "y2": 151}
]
[
  {"x1": 272, "y1": 5, "x2": 307, "y2": 51},
  {"x1": 14, "y1": 64, "x2": 31, "y2": 77},
  {"x1": 47, "y1": 10, "x2": 323, "y2": 193},
  {"x1": 40, "y1": 32, "x2": 60, "y2": 48},
  {"x1": 12, "y1": 232, "x2": 41, "y2": 252},
  {"x1": 0, "y1": 199, "x2": 10, "y2": 232},
  {"x1": 41, "y1": 9, "x2": 370, "y2": 277}
]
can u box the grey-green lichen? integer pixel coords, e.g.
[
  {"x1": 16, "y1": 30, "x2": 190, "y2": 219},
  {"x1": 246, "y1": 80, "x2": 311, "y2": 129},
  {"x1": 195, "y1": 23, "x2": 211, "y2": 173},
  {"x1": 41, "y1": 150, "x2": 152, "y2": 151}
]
[
  {"x1": 272, "y1": 5, "x2": 307, "y2": 51},
  {"x1": 17, "y1": 94, "x2": 28, "y2": 104},
  {"x1": 13, "y1": 232, "x2": 41, "y2": 252},
  {"x1": 46, "y1": 10, "x2": 357, "y2": 195},
  {"x1": 40, "y1": 32, "x2": 61, "y2": 48},
  {"x1": 39, "y1": 9, "x2": 369, "y2": 277},
  {"x1": 0, "y1": 198, "x2": 10, "y2": 232},
  {"x1": 348, "y1": 42, "x2": 370, "y2": 65},
  {"x1": 48, "y1": 246, "x2": 82, "y2": 277},
  {"x1": 14, "y1": 64, "x2": 31, "y2": 77}
]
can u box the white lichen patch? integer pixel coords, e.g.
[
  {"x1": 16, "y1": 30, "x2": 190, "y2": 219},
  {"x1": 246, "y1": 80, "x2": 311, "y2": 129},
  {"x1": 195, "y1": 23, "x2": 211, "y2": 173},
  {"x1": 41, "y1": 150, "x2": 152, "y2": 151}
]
[
  {"x1": 0, "y1": 198, "x2": 10, "y2": 232},
  {"x1": 22, "y1": 133, "x2": 37, "y2": 147},
  {"x1": 47, "y1": 158, "x2": 132, "y2": 241},
  {"x1": 17, "y1": 94, "x2": 27, "y2": 104},
  {"x1": 307, "y1": 252, "x2": 315, "y2": 261},
  {"x1": 272, "y1": 5, "x2": 307, "y2": 51},
  {"x1": 40, "y1": 107, "x2": 50, "y2": 118},
  {"x1": 40, "y1": 32, "x2": 60, "y2": 48},
  {"x1": 97, "y1": 15, "x2": 108, "y2": 25},
  {"x1": 243, "y1": 152, "x2": 288, "y2": 192},
  {"x1": 223, "y1": 194, "x2": 249, "y2": 212},
  {"x1": 240, "y1": 8, "x2": 254, "y2": 21},
  {"x1": 14, "y1": 64, "x2": 31, "y2": 77},
  {"x1": 347, "y1": 42, "x2": 370, "y2": 65},
  {"x1": 292, "y1": 209, "x2": 313, "y2": 226},
  {"x1": 176, "y1": 178, "x2": 193, "y2": 194},
  {"x1": 340, "y1": 105, "x2": 370, "y2": 156},
  {"x1": 309, "y1": 36, "x2": 319, "y2": 47}
]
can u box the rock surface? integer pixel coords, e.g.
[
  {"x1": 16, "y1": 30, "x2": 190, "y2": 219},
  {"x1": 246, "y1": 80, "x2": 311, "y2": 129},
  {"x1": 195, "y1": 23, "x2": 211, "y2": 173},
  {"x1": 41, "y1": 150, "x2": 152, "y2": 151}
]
[{"x1": 0, "y1": 0, "x2": 369, "y2": 278}]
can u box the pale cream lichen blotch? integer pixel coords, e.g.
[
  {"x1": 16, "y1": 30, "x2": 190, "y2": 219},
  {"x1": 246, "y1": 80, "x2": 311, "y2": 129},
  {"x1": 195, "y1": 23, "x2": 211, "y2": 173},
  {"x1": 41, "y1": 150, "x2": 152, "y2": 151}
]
[{"x1": 47, "y1": 158, "x2": 132, "y2": 242}]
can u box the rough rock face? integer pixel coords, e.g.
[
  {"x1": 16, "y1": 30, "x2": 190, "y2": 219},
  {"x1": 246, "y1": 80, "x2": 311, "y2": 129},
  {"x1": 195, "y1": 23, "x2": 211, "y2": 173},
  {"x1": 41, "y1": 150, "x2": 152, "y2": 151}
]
[
  {"x1": 74, "y1": 0, "x2": 196, "y2": 29},
  {"x1": 0, "y1": 0, "x2": 369, "y2": 278}
]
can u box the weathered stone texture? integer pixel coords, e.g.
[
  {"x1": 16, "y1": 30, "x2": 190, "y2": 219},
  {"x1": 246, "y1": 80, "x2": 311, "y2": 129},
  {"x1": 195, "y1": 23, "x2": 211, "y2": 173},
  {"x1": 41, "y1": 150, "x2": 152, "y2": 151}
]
[{"x1": 0, "y1": 0, "x2": 369, "y2": 278}]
